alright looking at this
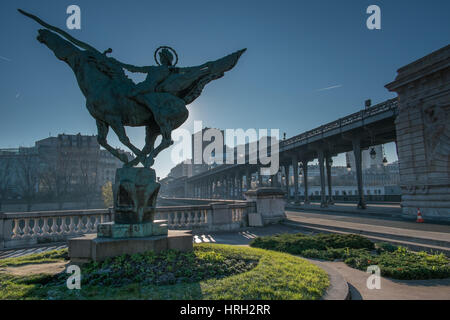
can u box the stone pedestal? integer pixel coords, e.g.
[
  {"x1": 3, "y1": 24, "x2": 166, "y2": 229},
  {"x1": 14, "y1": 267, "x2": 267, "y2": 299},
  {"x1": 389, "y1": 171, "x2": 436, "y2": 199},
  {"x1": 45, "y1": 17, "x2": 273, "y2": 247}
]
[
  {"x1": 386, "y1": 45, "x2": 450, "y2": 222},
  {"x1": 245, "y1": 187, "x2": 286, "y2": 225},
  {"x1": 68, "y1": 167, "x2": 193, "y2": 262},
  {"x1": 68, "y1": 230, "x2": 193, "y2": 264}
]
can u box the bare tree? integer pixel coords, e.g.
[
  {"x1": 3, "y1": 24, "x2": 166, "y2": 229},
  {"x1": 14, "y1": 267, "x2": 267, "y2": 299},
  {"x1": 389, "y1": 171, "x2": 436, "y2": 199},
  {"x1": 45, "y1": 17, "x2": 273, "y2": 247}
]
[
  {"x1": 77, "y1": 149, "x2": 100, "y2": 208},
  {"x1": 0, "y1": 156, "x2": 12, "y2": 211},
  {"x1": 16, "y1": 153, "x2": 41, "y2": 212},
  {"x1": 40, "y1": 151, "x2": 74, "y2": 209}
]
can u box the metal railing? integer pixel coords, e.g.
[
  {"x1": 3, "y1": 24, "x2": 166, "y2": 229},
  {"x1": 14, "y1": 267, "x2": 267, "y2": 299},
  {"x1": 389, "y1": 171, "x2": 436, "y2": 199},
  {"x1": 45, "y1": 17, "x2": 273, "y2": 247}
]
[{"x1": 281, "y1": 98, "x2": 398, "y2": 147}]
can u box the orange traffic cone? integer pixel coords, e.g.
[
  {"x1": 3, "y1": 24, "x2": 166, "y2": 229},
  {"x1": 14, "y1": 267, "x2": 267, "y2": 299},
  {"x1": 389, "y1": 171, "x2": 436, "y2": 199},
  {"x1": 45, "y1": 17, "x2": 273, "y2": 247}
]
[{"x1": 416, "y1": 208, "x2": 424, "y2": 223}]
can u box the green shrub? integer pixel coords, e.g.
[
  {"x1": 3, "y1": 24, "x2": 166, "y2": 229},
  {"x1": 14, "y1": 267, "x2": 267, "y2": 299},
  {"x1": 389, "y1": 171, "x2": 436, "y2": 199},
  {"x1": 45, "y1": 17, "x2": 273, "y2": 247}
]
[
  {"x1": 250, "y1": 233, "x2": 374, "y2": 255},
  {"x1": 375, "y1": 242, "x2": 399, "y2": 253},
  {"x1": 346, "y1": 247, "x2": 450, "y2": 280}
]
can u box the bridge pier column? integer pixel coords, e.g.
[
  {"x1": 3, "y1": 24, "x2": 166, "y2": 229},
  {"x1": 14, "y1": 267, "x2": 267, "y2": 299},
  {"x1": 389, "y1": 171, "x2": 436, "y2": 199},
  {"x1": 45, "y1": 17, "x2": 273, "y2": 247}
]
[
  {"x1": 258, "y1": 168, "x2": 263, "y2": 186},
  {"x1": 203, "y1": 181, "x2": 207, "y2": 199},
  {"x1": 228, "y1": 174, "x2": 232, "y2": 199},
  {"x1": 326, "y1": 156, "x2": 334, "y2": 204},
  {"x1": 246, "y1": 168, "x2": 252, "y2": 192},
  {"x1": 317, "y1": 149, "x2": 328, "y2": 208},
  {"x1": 284, "y1": 164, "x2": 290, "y2": 200},
  {"x1": 224, "y1": 176, "x2": 228, "y2": 199},
  {"x1": 292, "y1": 156, "x2": 299, "y2": 203},
  {"x1": 239, "y1": 173, "x2": 243, "y2": 199},
  {"x1": 352, "y1": 138, "x2": 366, "y2": 209},
  {"x1": 232, "y1": 173, "x2": 237, "y2": 199},
  {"x1": 208, "y1": 179, "x2": 213, "y2": 199},
  {"x1": 302, "y1": 159, "x2": 310, "y2": 204},
  {"x1": 223, "y1": 176, "x2": 228, "y2": 199}
]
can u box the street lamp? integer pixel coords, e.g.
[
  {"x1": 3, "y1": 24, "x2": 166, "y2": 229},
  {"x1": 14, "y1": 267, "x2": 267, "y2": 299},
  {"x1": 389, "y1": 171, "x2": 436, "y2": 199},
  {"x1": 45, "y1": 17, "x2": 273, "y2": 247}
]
[
  {"x1": 383, "y1": 156, "x2": 388, "y2": 167},
  {"x1": 346, "y1": 162, "x2": 351, "y2": 172}
]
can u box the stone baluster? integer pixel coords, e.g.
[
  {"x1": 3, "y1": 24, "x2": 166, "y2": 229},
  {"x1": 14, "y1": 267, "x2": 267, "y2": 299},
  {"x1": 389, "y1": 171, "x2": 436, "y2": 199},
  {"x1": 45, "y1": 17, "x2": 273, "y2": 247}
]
[
  {"x1": 68, "y1": 216, "x2": 76, "y2": 235},
  {"x1": 32, "y1": 218, "x2": 40, "y2": 237},
  {"x1": 43, "y1": 217, "x2": 50, "y2": 236},
  {"x1": 12, "y1": 219, "x2": 21, "y2": 239},
  {"x1": 23, "y1": 219, "x2": 32, "y2": 238}
]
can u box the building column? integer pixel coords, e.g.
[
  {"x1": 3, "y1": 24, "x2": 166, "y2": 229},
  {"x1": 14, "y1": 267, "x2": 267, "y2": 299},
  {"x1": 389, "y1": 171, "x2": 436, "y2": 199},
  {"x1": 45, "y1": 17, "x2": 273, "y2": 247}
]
[
  {"x1": 317, "y1": 149, "x2": 328, "y2": 207},
  {"x1": 326, "y1": 156, "x2": 334, "y2": 204},
  {"x1": 352, "y1": 138, "x2": 366, "y2": 209},
  {"x1": 292, "y1": 156, "x2": 299, "y2": 203},
  {"x1": 284, "y1": 164, "x2": 290, "y2": 200},
  {"x1": 302, "y1": 159, "x2": 310, "y2": 204}
]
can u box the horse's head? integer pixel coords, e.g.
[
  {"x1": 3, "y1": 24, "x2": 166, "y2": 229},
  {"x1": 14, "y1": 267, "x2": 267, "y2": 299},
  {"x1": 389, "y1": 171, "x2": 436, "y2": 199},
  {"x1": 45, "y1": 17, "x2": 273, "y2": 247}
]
[{"x1": 37, "y1": 29, "x2": 80, "y2": 62}]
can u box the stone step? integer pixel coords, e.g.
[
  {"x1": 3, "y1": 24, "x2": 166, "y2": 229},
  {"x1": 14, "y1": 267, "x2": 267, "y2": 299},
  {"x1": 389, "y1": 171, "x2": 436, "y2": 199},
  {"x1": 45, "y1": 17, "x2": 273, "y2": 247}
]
[{"x1": 282, "y1": 220, "x2": 450, "y2": 256}]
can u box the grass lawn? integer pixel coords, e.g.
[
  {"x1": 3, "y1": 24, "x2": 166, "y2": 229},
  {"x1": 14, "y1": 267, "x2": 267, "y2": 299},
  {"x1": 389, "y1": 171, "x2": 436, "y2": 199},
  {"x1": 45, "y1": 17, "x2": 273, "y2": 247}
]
[
  {"x1": 0, "y1": 244, "x2": 329, "y2": 300},
  {"x1": 250, "y1": 233, "x2": 450, "y2": 280}
]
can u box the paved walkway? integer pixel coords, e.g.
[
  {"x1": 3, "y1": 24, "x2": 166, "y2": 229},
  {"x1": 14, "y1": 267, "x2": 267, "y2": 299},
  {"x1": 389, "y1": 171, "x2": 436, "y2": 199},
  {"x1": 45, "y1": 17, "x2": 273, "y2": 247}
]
[
  {"x1": 287, "y1": 202, "x2": 402, "y2": 217},
  {"x1": 0, "y1": 244, "x2": 67, "y2": 260},
  {"x1": 286, "y1": 210, "x2": 450, "y2": 236}
]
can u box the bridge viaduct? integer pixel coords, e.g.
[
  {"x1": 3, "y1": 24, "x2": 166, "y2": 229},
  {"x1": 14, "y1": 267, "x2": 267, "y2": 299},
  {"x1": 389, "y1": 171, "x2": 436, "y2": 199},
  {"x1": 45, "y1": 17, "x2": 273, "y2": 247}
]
[{"x1": 165, "y1": 45, "x2": 450, "y2": 221}]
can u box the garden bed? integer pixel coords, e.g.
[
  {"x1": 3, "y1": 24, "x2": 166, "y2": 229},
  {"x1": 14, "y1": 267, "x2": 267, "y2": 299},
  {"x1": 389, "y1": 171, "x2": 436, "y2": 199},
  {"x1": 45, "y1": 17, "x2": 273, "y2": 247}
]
[
  {"x1": 250, "y1": 233, "x2": 450, "y2": 280},
  {"x1": 0, "y1": 244, "x2": 329, "y2": 300}
]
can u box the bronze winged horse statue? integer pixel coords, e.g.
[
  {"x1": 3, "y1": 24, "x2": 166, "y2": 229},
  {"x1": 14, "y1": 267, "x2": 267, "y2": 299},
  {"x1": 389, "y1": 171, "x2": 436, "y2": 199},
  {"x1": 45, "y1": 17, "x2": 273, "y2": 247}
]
[{"x1": 19, "y1": 9, "x2": 246, "y2": 168}]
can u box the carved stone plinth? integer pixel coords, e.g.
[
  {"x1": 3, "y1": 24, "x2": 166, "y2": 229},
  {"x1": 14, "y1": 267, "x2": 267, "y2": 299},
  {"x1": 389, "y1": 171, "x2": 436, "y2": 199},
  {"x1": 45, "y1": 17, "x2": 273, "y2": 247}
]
[
  {"x1": 113, "y1": 167, "x2": 159, "y2": 224},
  {"x1": 96, "y1": 167, "x2": 164, "y2": 237},
  {"x1": 244, "y1": 188, "x2": 286, "y2": 225}
]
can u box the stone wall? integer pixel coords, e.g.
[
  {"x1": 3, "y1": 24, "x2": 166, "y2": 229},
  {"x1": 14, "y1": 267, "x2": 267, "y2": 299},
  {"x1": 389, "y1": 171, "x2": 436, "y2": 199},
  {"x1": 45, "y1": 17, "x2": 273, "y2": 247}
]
[{"x1": 386, "y1": 45, "x2": 450, "y2": 221}]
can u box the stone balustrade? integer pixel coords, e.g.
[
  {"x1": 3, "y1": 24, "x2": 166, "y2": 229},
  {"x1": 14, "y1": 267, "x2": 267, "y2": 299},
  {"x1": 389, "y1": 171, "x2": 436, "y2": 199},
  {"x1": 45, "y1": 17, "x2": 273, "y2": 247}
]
[
  {"x1": 0, "y1": 209, "x2": 114, "y2": 249},
  {"x1": 0, "y1": 201, "x2": 256, "y2": 249}
]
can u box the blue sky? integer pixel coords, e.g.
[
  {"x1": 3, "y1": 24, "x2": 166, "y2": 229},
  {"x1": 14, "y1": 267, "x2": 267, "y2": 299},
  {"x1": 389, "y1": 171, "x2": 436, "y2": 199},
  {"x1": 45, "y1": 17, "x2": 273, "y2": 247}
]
[{"x1": 1, "y1": 0, "x2": 449, "y2": 177}]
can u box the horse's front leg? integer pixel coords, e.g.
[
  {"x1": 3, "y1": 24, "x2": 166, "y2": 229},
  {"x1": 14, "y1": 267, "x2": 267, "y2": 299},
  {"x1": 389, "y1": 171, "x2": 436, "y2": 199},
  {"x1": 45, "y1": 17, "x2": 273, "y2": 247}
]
[
  {"x1": 96, "y1": 119, "x2": 129, "y2": 164},
  {"x1": 126, "y1": 126, "x2": 159, "y2": 167},
  {"x1": 145, "y1": 129, "x2": 173, "y2": 167},
  {"x1": 109, "y1": 120, "x2": 145, "y2": 164}
]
